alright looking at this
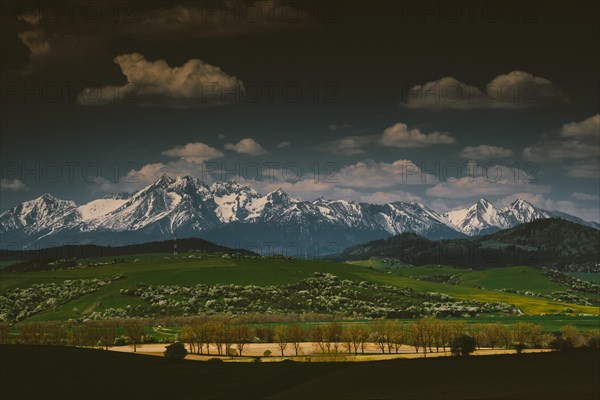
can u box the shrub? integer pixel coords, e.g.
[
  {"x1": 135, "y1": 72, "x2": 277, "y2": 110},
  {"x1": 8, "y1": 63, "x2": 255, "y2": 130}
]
[
  {"x1": 164, "y1": 342, "x2": 188, "y2": 360},
  {"x1": 450, "y1": 335, "x2": 477, "y2": 357},
  {"x1": 586, "y1": 335, "x2": 600, "y2": 350},
  {"x1": 263, "y1": 350, "x2": 272, "y2": 357},
  {"x1": 514, "y1": 343, "x2": 526, "y2": 354},
  {"x1": 142, "y1": 334, "x2": 157, "y2": 344},
  {"x1": 113, "y1": 336, "x2": 128, "y2": 346}
]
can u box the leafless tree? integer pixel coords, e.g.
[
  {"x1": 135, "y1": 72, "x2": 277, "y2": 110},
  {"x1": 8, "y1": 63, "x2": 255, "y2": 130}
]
[
  {"x1": 123, "y1": 319, "x2": 145, "y2": 352},
  {"x1": 274, "y1": 325, "x2": 288, "y2": 356},
  {"x1": 371, "y1": 320, "x2": 388, "y2": 354},
  {"x1": 325, "y1": 322, "x2": 343, "y2": 353},
  {"x1": 497, "y1": 324, "x2": 512, "y2": 349},
  {"x1": 0, "y1": 322, "x2": 10, "y2": 344},
  {"x1": 311, "y1": 325, "x2": 326, "y2": 353},
  {"x1": 286, "y1": 324, "x2": 304, "y2": 356},
  {"x1": 234, "y1": 324, "x2": 251, "y2": 356}
]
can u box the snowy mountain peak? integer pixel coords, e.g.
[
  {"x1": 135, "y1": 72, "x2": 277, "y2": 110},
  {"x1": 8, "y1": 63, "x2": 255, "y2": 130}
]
[
  {"x1": 103, "y1": 192, "x2": 130, "y2": 200},
  {"x1": 174, "y1": 175, "x2": 197, "y2": 184},
  {"x1": 508, "y1": 198, "x2": 536, "y2": 211},
  {"x1": 502, "y1": 199, "x2": 550, "y2": 225},
  {"x1": 477, "y1": 198, "x2": 493, "y2": 207},
  {"x1": 210, "y1": 180, "x2": 252, "y2": 195},
  {"x1": 0, "y1": 193, "x2": 76, "y2": 232},
  {"x1": 170, "y1": 176, "x2": 209, "y2": 193},
  {"x1": 266, "y1": 188, "x2": 292, "y2": 203},
  {"x1": 444, "y1": 199, "x2": 506, "y2": 236},
  {"x1": 154, "y1": 174, "x2": 175, "y2": 187},
  {"x1": 443, "y1": 198, "x2": 562, "y2": 236},
  {"x1": 313, "y1": 195, "x2": 328, "y2": 204},
  {"x1": 24, "y1": 193, "x2": 75, "y2": 210},
  {"x1": 1, "y1": 175, "x2": 597, "y2": 250}
]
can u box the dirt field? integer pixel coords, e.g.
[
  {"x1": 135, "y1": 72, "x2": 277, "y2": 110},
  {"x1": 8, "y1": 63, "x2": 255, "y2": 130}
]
[{"x1": 109, "y1": 342, "x2": 553, "y2": 361}]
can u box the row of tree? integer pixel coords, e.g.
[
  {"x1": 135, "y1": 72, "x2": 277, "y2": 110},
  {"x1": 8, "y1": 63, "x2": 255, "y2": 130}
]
[
  {"x1": 162, "y1": 318, "x2": 600, "y2": 356},
  {"x1": 0, "y1": 319, "x2": 147, "y2": 352},
  {"x1": 2, "y1": 318, "x2": 598, "y2": 356}
]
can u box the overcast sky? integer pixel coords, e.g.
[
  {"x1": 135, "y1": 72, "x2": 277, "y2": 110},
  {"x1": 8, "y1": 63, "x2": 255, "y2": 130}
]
[{"x1": 1, "y1": 1, "x2": 599, "y2": 221}]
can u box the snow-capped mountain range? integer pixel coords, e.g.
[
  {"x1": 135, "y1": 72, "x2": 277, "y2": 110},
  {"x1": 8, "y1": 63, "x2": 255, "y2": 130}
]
[{"x1": 1, "y1": 175, "x2": 597, "y2": 252}]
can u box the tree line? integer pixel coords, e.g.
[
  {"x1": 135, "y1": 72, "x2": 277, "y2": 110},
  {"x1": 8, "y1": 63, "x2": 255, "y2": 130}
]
[{"x1": 2, "y1": 317, "x2": 598, "y2": 357}]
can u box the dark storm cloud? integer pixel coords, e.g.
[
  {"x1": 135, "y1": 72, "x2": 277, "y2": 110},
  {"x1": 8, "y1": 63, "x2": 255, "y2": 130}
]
[
  {"x1": 7, "y1": 1, "x2": 322, "y2": 74},
  {"x1": 113, "y1": 1, "x2": 326, "y2": 38}
]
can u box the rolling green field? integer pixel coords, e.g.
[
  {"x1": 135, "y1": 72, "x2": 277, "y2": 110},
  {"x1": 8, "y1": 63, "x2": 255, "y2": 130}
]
[
  {"x1": 569, "y1": 272, "x2": 600, "y2": 284},
  {"x1": 1, "y1": 253, "x2": 599, "y2": 323}
]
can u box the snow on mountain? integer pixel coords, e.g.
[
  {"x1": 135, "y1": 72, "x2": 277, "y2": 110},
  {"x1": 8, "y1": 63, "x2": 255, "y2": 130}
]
[
  {"x1": 210, "y1": 181, "x2": 262, "y2": 223},
  {"x1": 0, "y1": 194, "x2": 76, "y2": 232},
  {"x1": 442, "y1": 198, "x2": 596, "y2": 236},
  {"x1": 503, "y1": 199, "x2": 553, "y2": 226},
  {"x1": 1, "y1": 175, "x2": 597, "y2": 250},
  {"x1": 76, "y1": 198, "x2": 128, "y2": 221},
  {"x1": 444, "y1": 198, "x2": 509, "y2": 236},
  {"x1": 95, "y1": 175, "x2": 218, "y2": 233}
]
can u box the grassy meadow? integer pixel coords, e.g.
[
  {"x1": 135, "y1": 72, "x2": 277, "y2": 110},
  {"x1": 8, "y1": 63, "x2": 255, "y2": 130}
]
[{"x1": 0, "y1": 253, "x2": 598, "y2": 324}]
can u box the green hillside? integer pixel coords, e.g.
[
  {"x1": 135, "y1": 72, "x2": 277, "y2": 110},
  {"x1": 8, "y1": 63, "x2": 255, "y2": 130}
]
[
  {"x1": 337, "y1": 219, "x2": 600, "y2": 268},
  {"x1": 1, "y1": 252, "x2": 598, "y2": 322}
]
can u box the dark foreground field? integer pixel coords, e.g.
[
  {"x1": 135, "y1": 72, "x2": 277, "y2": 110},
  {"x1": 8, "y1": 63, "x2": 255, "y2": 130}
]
[{"x1": 1, "y1": 346, "x2": 598, "y2": 400}]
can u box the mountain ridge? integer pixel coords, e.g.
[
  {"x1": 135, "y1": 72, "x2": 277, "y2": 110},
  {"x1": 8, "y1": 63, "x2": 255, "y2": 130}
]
[{"x1": 1, "y1": 175, "x2": 598, "y2": 251}]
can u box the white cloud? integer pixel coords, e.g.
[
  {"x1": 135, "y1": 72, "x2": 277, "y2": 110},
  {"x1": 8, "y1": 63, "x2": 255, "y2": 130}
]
[
  {"x1": 320, "y1": 135, "x2": 378, "y2": 156},
  {"x1": 564, "y1": 159, "x2": 600, "y2": 179},
  {"x1": 78, "y1": 53, "x2": 242, "y2": 106},
  {"x1": 572, "y1": 192, "x2": 600, "y2": 201},
  {"x1": 523, "y1": 140, "x2": 597, "y2": 160},
  {"x1": 0, "y1": 179, "x2": 28, "y2": 191},
  {"x1": 524, "y1": 115, "x2": 599, "y2": 179},
  {"x1": 225, "y1": 138, "x2": 268, "y2": 155},
  {"x1": 277, "y1": 141, "x2": 291, "y2": 148},
  {"x1": 337, "y1": 159, "x2": 437, "y2": 189},
  {"x1": 379, "y1": 122, "x2": 455, "y2": 148},
  {"x1": 242, "y1": 175, "x2": 424, "y2": 205},
  {"x1": 230, "y1": 159, "x2": 436, "y2": 203},
  {"x1": 18, "y1": 13, "x2": 42, "y2": 25},
  {"x1": 426, "y1": 164, "x2": 550, "y2": 199},
  {"x1": 94, "y1": 160, "x2": 210, "y2": 194},
  {"x1": 162, "y1": 142, "x2": 224, "y2": 164},
  {"x1": 322, "y1": 122, "x2": 455, "y2": 155},
  {"x1": 17, "y1": 29, "x2": 51, "y2": 74},
  {"x1": 355, "y1": 190, "x2": 423, "y2": 204},
  {"x1": 459, "y1": 145, "x2": 514, "y2": 160},
  {"x1": 18, "y1": 30, "x2": 49, "y2": 55},
  {"x1": 402, "y1": 71, "x2": 562, "y2": 110},
  {"x1": 560, "y1": 114, "x2": 600, "y2": 139}
]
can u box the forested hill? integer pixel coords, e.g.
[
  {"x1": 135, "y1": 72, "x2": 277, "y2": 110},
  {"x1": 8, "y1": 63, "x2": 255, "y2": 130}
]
[
  {"x1": 1, "y1": 237, "x2": 257, "y2": 266},
  {"x1": 336, "y1": 219, "x2": 600, "y2": 270}
]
